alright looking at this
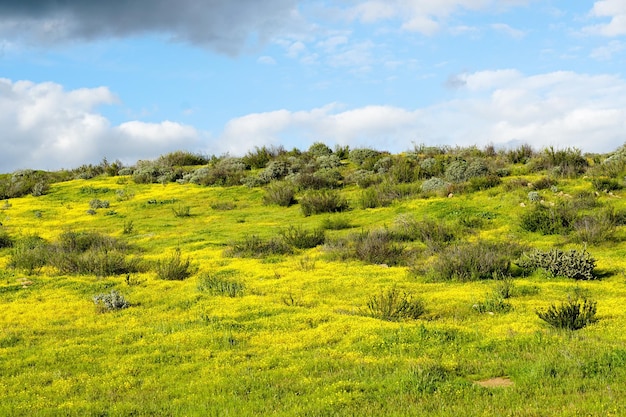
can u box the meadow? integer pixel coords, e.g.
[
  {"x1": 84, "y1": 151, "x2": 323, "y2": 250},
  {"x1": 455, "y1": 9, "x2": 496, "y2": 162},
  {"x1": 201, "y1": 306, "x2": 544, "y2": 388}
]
[{"x1": 1, "y1": 144, "x2": 626, "y2": 416}]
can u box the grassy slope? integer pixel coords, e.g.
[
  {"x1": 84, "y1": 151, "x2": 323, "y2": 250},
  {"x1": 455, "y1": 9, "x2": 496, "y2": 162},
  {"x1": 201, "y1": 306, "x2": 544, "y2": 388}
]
[{"x1": 1, "y1": 173, "x2": 626, "y2": 416}]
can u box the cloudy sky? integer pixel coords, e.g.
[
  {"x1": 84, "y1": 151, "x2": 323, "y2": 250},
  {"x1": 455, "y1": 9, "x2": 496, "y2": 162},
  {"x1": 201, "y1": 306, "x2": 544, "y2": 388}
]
[{"x1": 1, "y1": 0, "x2": 625, "y2": 171}]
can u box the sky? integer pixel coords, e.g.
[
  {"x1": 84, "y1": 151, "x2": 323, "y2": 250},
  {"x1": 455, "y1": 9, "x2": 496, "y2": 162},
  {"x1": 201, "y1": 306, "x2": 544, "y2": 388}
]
[{"x1": 1, "y1": 0, "x2": 626, "y2": 172}]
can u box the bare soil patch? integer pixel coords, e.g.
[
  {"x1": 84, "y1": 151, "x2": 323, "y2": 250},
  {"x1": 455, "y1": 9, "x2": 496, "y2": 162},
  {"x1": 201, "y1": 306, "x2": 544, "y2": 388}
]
[{"x1": 474, "y1": 377, "x2": 514, "y2": 388}]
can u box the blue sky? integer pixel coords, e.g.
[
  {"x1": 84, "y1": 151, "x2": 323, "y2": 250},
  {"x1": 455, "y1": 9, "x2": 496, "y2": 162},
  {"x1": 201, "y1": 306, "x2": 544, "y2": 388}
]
[{"x1": 1, "y1": 0, "x2": 626, "y2": 171}]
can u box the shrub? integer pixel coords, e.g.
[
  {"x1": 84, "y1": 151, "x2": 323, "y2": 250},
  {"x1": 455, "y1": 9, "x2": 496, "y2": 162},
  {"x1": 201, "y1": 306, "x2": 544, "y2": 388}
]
[
  {"x1": 89, "y1": 199, "x2": 110, "y2": 209},
  {"x1": 198, "y1": 271, "x2": 245, "y2": 297},
  {"x1": 573, "y1": 210, "x2": 616, "y2": 244},
  {"x1": 506, "y1": 144, "x2": 534, "y2": 164},
  {"x1": 428, "y1": 241, "x2": 520, "y2": 281},
  {"x1": 308, "y1": 142, "x2": 333, "y2": 158},
  {"x1": 0, "y1": 229, "x2": 12, "y2": 248},
  {"x1": 155, "y1": 249, "x2": 195, "y2": 280},
  {"x1": 516, "y1": 248, "x2": 596, "y2": 280},
  {"x1": 93, "y1": 290, "x2": 129, "y2": 313},
  {"x1": 354, "y1": 229, "x2": 406, "y2": 266},
  {"x1": 300, "y1": 190, "x2": 349, "y2": 216},
  {"x1": 444, "y1": 160, "x2": 468, "y2": 183},
  {"x1": 536, "y1": 298, "x2": 598, "y2": 330},
  {"x1": 466, "y1": 175, "x2": 501, "y2": 192},
  {"x1": 320, "y1": 216, "x2": 353, "y2": 230},
  {"x1": 172, "y1": 205, "x2": 191, "y2": 217},
  {"x1": 393, "y1": 216, "x2": 456, "y2": 252},
  {"x1": 365, "y1": 287, "x2": 426, "y2": 321},
  {"x1": 349, "y1": 148, "x2": 383, "y2": 169},
  {"x1": 50, "y1": 231, "x2": 140, "y2": 276},
  {"x1": 225, "y1": 235, "x2": 293, "y2": 258},
  {"x1": 242, "y1": 145, "x2": 285, "y2": 169},
  {"x1": 421, "y1": 177, "x2": 449, "y2": 194},
  {"x1": 9, "y1": 235, "x2": 49, "y2": 273},
  {"x1": 280, "y1": 226, "x2": 325, "y2": 249},
  {"x1": 157, "y1": 150, "x2": 209, "y2": 167},
  {"x1": 473, "y1": 296, "x2": 512, "y2": 314},
  {"x1": 519, "y1": 203, "x2": 576, "y2": 235},
  {"x1": 531, "y1": 176, "x2": 557, "y2": 190},
  {"x1": 263, "y1": 181, "x2": 296, "y2": 207},
  {"x1": 591, "y1": 177, "x2": 622, "y2": 192}
]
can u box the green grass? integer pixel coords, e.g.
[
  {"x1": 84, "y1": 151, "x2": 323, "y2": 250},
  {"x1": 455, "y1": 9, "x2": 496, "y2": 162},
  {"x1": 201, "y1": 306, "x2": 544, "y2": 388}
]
[{"x1": 1, "y1": 149, "x2": 626, "y2": 416}]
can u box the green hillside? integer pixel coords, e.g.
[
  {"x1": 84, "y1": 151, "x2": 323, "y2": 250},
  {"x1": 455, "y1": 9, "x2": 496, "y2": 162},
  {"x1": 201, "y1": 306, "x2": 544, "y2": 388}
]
[{"x1": 1, "y1": 144, "x2": 626, "y2": 416}]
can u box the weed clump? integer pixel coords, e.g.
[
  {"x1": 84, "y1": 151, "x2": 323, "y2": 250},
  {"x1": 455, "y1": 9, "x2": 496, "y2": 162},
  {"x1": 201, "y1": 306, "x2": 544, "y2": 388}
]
[
  {"x1": 93, "y1": 290, "x2": 129, "y2": 313},
  {"x1": 427, "y1": 241, "x2": 521, "y2": 281},
  {"x1": 263, "y1": 181, "x2": 296, "y2": 207},
  {"x1": 156, "y1": 249, "x2": 195, "y2": 280},
  {"x1": 517, "y1": 248, "x2": 596, "y2": 280},
  {"x1": 300, "y1": 190, "x2": 349, "y2": 216},
  {"x1": 365, "y1": 287, "x2": 426, "y2": 321},
  {"x1": 198, "y1": 271, "x2": 245, "y2": 297},
  {"x1": 225, "y1": 235, "x2": 293, "y2": 258},
  {"x1": 280, "y1": 226, "x2": 325, "y2": 249},
  {"x1": 536, "y1": 298, "x2": 598, "y2": 330}
]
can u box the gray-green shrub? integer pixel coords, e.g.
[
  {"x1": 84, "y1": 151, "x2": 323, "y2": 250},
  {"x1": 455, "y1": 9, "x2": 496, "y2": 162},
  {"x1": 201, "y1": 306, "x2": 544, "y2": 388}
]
[
  {"x1": 517, "y1": 248, "x2": 596, "y2": 280},
  {"x1": 93, "y1": 290, "x2": 129, "y2": 312}
]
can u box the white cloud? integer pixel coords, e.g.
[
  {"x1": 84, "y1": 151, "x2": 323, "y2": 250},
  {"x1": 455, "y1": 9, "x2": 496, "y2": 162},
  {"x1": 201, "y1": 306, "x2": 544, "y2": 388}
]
[
  {"x1": 346, "y1": 0, "x2": 532, "y2": 35},
  {"x1": 490, "y1": 23, "x2": 525, "y2": 39},
  {"x1": 590, "y1": 40, "x2": 625, "y2": 60},
  {"x1": 218, "y1": 70, "x2": 626, "y2": 155},
  {"x1": 0, "y1": 78, "x2": 202, "y2": 172},
  {"x1": 585, "y1": 0, "x2": 626, "y2": 36},
  {"x1": 257, "y1": 55, "x2": 277, "y2": 65}
]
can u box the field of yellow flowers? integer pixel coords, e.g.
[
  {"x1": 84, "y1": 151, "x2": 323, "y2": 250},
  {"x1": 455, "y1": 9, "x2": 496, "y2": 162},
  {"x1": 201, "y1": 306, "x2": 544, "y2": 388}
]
[{"x1": 1, "y1": 148, "x2": 626, "y2": 416}]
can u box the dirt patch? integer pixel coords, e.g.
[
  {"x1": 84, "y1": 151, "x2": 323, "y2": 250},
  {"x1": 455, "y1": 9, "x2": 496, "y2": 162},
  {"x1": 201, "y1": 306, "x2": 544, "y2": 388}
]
[{"x1": 474, "y1": 377, "x2": 514, "y2": 388}]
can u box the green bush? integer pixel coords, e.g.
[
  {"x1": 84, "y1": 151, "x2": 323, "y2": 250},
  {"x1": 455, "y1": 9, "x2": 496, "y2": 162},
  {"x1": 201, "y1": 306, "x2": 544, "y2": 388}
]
[
  {"x1": 51, "y1": 231, "x2": 139, "y2": 276},
  {"x1": 9, "y1": 235, "x2": 49, "y2": 273},
  {"x1": 198, "y1": 271, "x2": 245, "y2": 297},
  {"x1": 365, "y1": 287, "x2": 425, "y2": 321},
  {"x1": 466, "y1": 175, "x2": 501, "y2": 192},
  {"x1": 280, "y1": 226, "x2": 325, "y2": 249},
  {"x1": 519, "y1": 203, "x2": 576, "y2": 235},
  {"x1": 172, "y1": 204, "x2": 191, "y2": 217},
  {"x1": 300, "y1": 190, "x2": 349, "y2": 216},
  {"x1": 591, "y1": 177, "x2": 622, "y2": 192},
  {"x1": 93, "y1": 290, "x2": 129, "y2": 313},
  {"x1": 517, "y1": 248, "x2": 596, "y2": 280},
  {"x1": 354, "y1": 229, "x2": 406, "y2": 266},
  {"x1": 428, "y1": 241, "x2": 521, "y2": 281},
  {"x1": 263, "y1": 181, "x2": 296, "y2": 207},
  {"x1": 536, "y1": 298, "x2": 598, "y2": 330},
  {"x1": 320, "y1": 216, "x2": 353, "y2": 230},
  {"x1": 573, "y1": 210, "x2": 616, "y2": 244},
  {"x1": 0, "y1": 229, "x2": 12, "y2": 248},
  {"x1": 393, "y1": 216, "x2": 456, "y2": 252},
  {"x1": 473, "y1": 296, "x2": 512, "y2": 314},
  {"x1": 506, "y1": 144, "x2": 534, "y2": 164},
  {"x1": 444, "y1": 160, "x2": 468, "y2": 183},
  {"x1": 155, "y1": 249, "x2": 195, "y2": 280},
  {"x1": 225, "y1": 235, "x2": 293, "y2": 258}
]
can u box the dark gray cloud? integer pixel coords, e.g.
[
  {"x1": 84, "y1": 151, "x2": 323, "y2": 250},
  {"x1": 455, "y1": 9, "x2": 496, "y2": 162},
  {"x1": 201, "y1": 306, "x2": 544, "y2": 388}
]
[{"x1": 0, "y1": 0, "x2": 301, "y2": 54}]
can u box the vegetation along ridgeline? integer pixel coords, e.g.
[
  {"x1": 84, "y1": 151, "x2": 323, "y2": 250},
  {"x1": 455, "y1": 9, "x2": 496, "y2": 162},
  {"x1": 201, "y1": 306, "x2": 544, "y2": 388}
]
[{"x1": 1, "y1": 143, "x2": 626, "y2": 416}]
